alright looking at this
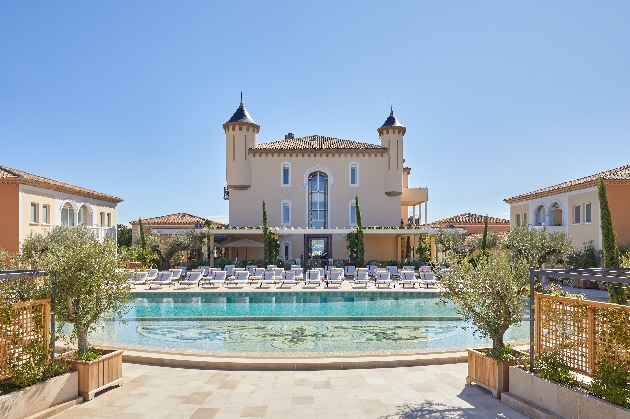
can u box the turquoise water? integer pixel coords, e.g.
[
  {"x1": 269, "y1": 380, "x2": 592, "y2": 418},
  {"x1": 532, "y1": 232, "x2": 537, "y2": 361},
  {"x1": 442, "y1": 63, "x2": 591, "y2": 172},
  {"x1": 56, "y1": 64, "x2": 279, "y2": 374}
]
[
  {"x1": 87, "y1": 292, "x2": 530, "y2": 355},
  {"x1": 128, "y1": 292, "x2": 458, "y2": 319}
]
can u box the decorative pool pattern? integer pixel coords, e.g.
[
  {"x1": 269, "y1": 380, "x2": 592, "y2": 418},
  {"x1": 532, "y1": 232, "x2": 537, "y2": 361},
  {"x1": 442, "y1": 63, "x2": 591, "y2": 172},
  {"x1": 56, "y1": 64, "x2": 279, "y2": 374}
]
[{"x1": 86, "y1": 292, "x2": 530, "y2": 355}]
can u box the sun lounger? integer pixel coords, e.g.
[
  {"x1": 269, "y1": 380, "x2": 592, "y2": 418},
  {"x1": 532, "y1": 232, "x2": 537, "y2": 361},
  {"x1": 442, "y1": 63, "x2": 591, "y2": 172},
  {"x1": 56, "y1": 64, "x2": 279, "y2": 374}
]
[
  {"x1": 326, "y1": 270, "x2": 344, "y2": 288},
  {"x1": 400, "y1": 270, "x2": 421, "y2": 288},
  {"x1": 174, "y1": 266, "x2": 187, "y2": 277},
  {"x1": 305, "y1": 269, "x2": 322, "y2": 287},
  {"x1": 293, "y1": 267, "x2": 304, "y2": 282},
  {"x1": 249, "y1": 267, "x2": 264, "y2": 283},
  {"x1": 246, "y1": 265, "x2": 257, "y2": 275},
  {"x1": 224, "y1": 265, "x2": 235, "y2": 277},
  {"x1": 169, "y1": 268, "x2": 183, "y2": 282},
  {"x1": 403, "y1": 266, "x2": 416, "y2": 272},
  {"x1": 420, "y1": 272, "x2": 437, "y2": 288},
  {"x1": 353, "y1": 268, "x2": 370, "y2": 288},
  {"x1": 272, "y1": 268, "x2": 284, "y2": 283},
  {"x1": 148, "y1": 271, "x2": 174, "y2": 289},
  {"x1": 386, "y1": 266, "x2": 399, "y2": 279},
  {"x1": 375, "y1": 271, "x2": 394, "y2": 288},
  {"x1": 266, "y1": 265, "x2": 277, "y2": 271},
  {"x1": 279, "y1": 271, "x2": 296, "y2": 288},
  {"x1": 344, "y1": 266, "x2": 356, "y2": 279},
  {"x1": 203, "y1": 270, "x2": 227, "y2": 288},
  {"x1": 232, "y1": 270, "x2": 250, "y2": 287},
  {"x1": 129, "y1": 271, "x2": 149, "y2": 287},
  {"x1": 259, "y1": 271, "x2": 276, "y2": 288},
  {"x1": 367, "y1": 265, "x2": 379, "y2": 277},
  {"x1": 179, "y1": 271, "x2": 203, "y2": 287},
  {"x1": 144, "y1": 269, "x2": 159, "y2": 283}
]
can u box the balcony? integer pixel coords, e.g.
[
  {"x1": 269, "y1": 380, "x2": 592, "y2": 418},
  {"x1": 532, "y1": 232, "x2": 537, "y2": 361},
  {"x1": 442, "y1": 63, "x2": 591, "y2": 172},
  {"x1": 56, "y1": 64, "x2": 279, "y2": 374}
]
[
  {"x1": 223, "y1": 186, "x2": 229, "y2": 200},
  {"x1": 529, "y1": 225, "x2": 567, "y2": 234},
  {"x1": 401, "y1": 187, "x2": 428, "y2": 206},
  {"x1": 86, "y1": 226, "x2": 116, "y2": 242}
]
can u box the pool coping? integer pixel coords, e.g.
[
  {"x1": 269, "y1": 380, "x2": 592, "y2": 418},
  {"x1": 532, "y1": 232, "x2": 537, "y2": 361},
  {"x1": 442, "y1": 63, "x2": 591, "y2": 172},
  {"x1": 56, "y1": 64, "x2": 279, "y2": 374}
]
[{"x1": 108, "y1": 346, "x2": 469, "y2": 370}]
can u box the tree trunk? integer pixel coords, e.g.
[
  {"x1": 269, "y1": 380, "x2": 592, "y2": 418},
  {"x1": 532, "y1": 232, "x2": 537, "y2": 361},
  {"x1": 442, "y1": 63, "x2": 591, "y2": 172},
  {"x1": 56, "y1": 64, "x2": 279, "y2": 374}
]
[
  {"x1": 77, "y1": 325, "x2": 90, "y2": 356},
  {"x1": 492, "y1": 336, "x2": 504, "y2": 351}
]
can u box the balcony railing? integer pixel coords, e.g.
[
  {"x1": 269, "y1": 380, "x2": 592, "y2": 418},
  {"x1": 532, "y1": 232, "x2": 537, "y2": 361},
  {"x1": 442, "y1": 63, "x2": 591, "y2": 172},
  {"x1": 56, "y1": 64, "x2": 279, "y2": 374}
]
[
  {"x1": 223, "y1": 186, "x2": 229, "y2": 200},
  {"x1": 86, "y1": 226, "x2": 116, "y2": 242}
]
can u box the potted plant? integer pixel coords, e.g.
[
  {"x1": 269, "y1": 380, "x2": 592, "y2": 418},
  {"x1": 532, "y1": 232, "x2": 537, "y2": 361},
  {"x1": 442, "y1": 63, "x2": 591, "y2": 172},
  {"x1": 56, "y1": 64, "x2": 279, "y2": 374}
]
[
  {"x1": 439, "y1": 252, "x2": 529, "y2": 398},
  {"x1": 22, "y1": 226, "x2": 131, "y2": 401}
]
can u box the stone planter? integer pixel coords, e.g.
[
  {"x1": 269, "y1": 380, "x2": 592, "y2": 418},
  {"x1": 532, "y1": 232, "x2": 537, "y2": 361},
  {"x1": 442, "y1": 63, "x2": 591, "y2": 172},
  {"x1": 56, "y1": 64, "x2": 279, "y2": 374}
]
[
  {"x1": 466, "y1": 348, "x2": 525, "y2": 398},
  {"x1": 502, "y1": 366, "x2": 630, "y2": 419},
  {"x1": 0, "y1": 371, "x2": 81, "y2": 419},
  {"x1": 71, "y1": 349, "x2": 124, "y2": 401}
]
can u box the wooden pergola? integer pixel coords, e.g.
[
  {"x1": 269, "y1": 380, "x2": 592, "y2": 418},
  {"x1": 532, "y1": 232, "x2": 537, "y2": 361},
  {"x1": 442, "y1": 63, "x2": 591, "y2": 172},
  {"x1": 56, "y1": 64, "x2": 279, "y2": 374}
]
[{"x1": 528, "y1": 267, "x2": 630, "y2": 372}]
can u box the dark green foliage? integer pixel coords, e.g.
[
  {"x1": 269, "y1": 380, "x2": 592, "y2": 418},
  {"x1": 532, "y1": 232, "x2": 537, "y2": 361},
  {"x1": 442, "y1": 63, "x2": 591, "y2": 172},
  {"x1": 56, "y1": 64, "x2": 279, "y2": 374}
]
[
  {"x1": 404, "y1": 236, "x2": 411, "y2": 260},
  {"x1": 481, "y1": 215, "x2": 488, "y2": 252},
  {"x1": 598, "y1": 178, "x2": 627, "y2": 304},
  {"x1": 591, "y1": 358, "x2": 630, "y2": 408},
  {"x1": 118, "y1": 246, "x2": 158, "y2": 269},
  {"x1": 262, "y1": 201, "x2": 279, "y2": 266},
  {"x1": 346, "y1": 197, "x2": 365, "y2": 267},
  {"x1": 116, "y1": 224, "x2": 132, "y2": 248},
  {"x1": 566, "y1": 240, "x2": 602, "y2": 269},
  {"x1": 138, "y1": 218, "x2": 147, "y2": 251},
  {"x1": 214, "y1": 257, "x2": 232, "y2": 269},
  {"x1": 482, "y1": 344, "x2": 525, "y2": 362},
  {"x1": 415, "y1": 235, "x2": 431, "y2": 264},
  {"x1": 534, "y1": 351, "x2": 575, "y2": 386}
]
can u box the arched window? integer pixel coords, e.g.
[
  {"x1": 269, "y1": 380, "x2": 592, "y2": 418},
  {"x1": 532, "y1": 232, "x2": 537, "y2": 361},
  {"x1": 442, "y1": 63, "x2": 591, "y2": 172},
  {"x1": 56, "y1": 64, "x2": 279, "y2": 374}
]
[
  {"x1": 548, "y1": 202, "x2": 562, "y2": 226},
  {"x1": 61, "y1": 203, "x2": 75, "y2": 226},
  {"x1": 308, "y1": 171, "x2": 328, "y2": 229},
  {"x1": 78, "y1": 205, "x2": 90, "y2": 226},
  {"x1": 534, "y1": 205, "x2": 545, "y2": 226}
]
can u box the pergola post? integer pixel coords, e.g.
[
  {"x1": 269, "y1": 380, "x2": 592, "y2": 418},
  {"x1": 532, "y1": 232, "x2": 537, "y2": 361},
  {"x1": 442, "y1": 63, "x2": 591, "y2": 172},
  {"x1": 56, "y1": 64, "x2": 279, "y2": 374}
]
[{"x1": 209, "y1": 234, "x2": 215, "y2": 268}]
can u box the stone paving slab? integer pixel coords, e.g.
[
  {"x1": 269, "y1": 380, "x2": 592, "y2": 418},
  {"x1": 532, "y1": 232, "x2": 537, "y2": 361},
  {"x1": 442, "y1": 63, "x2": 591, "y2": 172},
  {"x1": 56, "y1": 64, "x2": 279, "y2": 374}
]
[{"x1": 52, "y1": 362, "x2": 529, "y2": 419}]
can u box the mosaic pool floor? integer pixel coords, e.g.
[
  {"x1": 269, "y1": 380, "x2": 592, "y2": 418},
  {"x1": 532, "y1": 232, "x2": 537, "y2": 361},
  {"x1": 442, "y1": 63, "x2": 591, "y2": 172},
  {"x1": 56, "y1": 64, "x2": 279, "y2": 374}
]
[{"x1": 87, "y1": 318, "x2": 529, "y2": 356}]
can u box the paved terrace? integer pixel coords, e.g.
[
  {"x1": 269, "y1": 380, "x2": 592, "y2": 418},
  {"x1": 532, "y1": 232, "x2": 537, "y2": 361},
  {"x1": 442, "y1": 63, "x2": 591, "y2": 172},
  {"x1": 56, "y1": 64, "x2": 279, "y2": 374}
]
[{"x1": 55, "y1": 362, "x2": 527, "y2": 419}]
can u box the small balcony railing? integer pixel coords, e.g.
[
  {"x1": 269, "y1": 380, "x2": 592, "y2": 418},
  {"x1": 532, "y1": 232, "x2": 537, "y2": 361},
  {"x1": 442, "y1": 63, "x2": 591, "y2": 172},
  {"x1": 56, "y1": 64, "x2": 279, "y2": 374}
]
[{"x1": 223, "y1": 186, "x2": 229, "y2": 200}]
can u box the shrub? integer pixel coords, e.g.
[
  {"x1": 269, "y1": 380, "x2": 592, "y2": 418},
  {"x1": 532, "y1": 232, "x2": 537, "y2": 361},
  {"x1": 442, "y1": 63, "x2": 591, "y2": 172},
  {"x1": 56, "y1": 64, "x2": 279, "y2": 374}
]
[
  {"x1": 591, "y1": 358, "x2": 630, "y2": 408},
  {"x1": 534, "y1": 351, "x2": 575, "y2": 387}
]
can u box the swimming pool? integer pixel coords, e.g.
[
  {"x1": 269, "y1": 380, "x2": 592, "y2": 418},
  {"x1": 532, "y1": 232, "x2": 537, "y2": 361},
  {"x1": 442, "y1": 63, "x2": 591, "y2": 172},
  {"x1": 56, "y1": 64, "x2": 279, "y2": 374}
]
[{"x1": 87, "y1": 292, "x2": 529, "y2": 356}]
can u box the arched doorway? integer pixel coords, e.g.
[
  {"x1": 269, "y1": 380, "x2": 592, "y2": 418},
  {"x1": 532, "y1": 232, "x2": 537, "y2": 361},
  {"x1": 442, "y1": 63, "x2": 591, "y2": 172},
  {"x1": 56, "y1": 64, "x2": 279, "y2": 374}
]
[
  {"x1": 534, "y1": 205, "x2": 545, "y2": 226},
  {"x1": 548, "y1": 202, "x2": 562, "y2": 226},
  {"x1": 77, "y1": 205, "x2": 91, "y2": 226}
]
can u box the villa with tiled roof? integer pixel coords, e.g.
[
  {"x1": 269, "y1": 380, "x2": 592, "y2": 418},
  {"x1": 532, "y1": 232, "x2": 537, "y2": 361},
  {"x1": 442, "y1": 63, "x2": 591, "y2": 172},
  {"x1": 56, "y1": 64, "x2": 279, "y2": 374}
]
[
  {"x1": 216, "y1": 99, "x2": 429, "y2": 262},
  {"x1": 504, "y1": 164, "x2": 630, "y2": 249},
  {"x1": 0, "y1": 165, "x2": 122, "y2": 253},
  {"x1": 426, "y1": 213, "x2": 510, "y2": 235},
  {"x1": 129, "y1": 213, "x2": 225, "y2": 244}
]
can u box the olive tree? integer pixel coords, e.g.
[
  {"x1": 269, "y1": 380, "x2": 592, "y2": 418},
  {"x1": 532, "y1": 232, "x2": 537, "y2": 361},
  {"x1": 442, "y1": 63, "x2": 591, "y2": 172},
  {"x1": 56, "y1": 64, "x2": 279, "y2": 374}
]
[
  {"x1": 439, "y1": 252, "x2": 529, "y2": 351},
  {"x1": 503, "y1": 225, "x2": 573, "y2": 269},
  {"x1": 22, "y1": 226, "x2": 131, "y2": 356}
]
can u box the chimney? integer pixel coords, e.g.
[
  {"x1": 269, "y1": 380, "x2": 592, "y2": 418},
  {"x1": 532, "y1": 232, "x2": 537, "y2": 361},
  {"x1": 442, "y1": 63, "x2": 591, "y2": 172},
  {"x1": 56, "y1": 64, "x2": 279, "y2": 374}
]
[{"x1": 285, "y1": 133, "x2": 294, "y2": 140}]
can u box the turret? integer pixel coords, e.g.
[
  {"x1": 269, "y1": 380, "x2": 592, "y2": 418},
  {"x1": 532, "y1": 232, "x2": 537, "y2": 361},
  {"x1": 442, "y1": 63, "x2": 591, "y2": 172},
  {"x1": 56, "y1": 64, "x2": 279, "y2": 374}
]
[
  {"x1": 377, "y1": 107, "x2": 406, "y2": 193},
  {"x1": 223, "y1": 94, "x2": 259, "y2": 190}
]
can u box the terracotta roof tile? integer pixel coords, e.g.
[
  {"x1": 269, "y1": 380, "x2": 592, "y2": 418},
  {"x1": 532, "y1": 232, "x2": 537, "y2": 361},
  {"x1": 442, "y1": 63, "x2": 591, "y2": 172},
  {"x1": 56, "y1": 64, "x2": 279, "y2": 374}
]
[
  {"x1": 254, "y1": 135, "x2": 384, "y2": 151},
  {"x1": 505, "y1": 164, "x2": 630, "y2": 203},
  {"x1": 0, "y1": 165, "x2": 122, "y2": 203},
  {"x1": 428, "y1": 213, "x2": 510, "y2": 226},
  {"x1": 131, "y1": 213, "x2": 226, "y2": 227}
]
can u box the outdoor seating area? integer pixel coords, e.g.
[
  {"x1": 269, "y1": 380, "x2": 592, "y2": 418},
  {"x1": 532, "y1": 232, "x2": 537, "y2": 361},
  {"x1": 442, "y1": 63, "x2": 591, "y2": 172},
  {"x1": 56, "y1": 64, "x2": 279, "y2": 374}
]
[{"x1": 125, "y1": 264, "x2": 443, "y2": 291}]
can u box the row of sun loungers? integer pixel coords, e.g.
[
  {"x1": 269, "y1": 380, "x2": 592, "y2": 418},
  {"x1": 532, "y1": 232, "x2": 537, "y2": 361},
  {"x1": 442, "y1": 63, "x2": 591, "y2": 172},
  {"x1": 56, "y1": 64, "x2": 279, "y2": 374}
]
[{"x1": 126, "y1": 265, "x2": 438, "y2": 289}]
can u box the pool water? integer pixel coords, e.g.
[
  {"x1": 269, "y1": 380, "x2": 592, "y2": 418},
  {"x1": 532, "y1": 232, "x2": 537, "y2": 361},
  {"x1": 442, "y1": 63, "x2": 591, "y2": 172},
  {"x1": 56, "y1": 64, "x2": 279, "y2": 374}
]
[{"x1": 87, "y1": 292, "x2": 530, "y2": 355}]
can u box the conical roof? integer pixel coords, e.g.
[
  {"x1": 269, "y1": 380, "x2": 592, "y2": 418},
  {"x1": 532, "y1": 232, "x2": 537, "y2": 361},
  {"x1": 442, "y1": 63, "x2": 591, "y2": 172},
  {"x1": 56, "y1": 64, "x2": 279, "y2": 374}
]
[
  {"x1": 380, "y1": 106, "x2": 404, "y2": 128},
  {"x1": 226, "y1": 95, "x2": 257, "y2": 125}
]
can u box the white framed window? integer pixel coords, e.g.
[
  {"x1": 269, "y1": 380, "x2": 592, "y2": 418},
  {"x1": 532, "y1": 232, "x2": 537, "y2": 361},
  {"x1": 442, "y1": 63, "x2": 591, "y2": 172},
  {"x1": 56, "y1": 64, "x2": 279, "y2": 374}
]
[
  {"x1": 106, "y1": 213, "x2": 111, "y2": 227},
  {"x1": 281, "y1": 162, "x2": 291, "y2": 187},
  {"x1": 349, "y1": 200, "x2": 357, "y2": 226},
  {"x1": 584, "y1": 203, "x2": 592, "y2": 223},
  {"x1": 522, "y1": 212, "x2": 527, "y2": 226},
  {"x1": 42, "y1": 205, "x2": 49, "y2": 224},
  {"x1": 573, "y1": 205, "x2": 581, "y2": 224},
  {"x1": 349, "y1": 162, "x2": 359, "y2": 187},
  {"x1": 516, "y1": 213, "x2": 521, "y2": 227},
  {"x1": 100, "y1": 212, "x2": 105, "y2": 226},
  {"x1": 281, "y1": 200, "x2": 291, "y2": 226},
  {"x1": 30, "y1": 203, "x2": 38, "y2": 224}
]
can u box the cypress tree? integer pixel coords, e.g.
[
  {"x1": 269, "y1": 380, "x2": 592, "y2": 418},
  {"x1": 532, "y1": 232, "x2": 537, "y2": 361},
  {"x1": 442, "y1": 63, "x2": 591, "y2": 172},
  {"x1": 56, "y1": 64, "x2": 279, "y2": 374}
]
[
  {"x1": 138, "y1": 218, "x2": 147, "y2": 251},
  {"x1": 355, "y1": 196, "x2": 365, "y2": 267},
  {"x1": 481, "y1": 215, "x2": 488, "y2": 253},
  {"x1": 405, "y1": 236, "x2": 411, "y2": 260},
  {"x1": 598, "y1": 178, "x2": 627, "y2": 305},
  {"x1": 262, "y1": 201, "x2": 279, "y2": 265}
]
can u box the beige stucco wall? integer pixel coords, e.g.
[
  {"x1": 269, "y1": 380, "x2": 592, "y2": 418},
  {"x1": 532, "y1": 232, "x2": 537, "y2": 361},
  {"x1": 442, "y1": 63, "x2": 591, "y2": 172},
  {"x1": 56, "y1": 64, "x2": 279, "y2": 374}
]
[
  {"x1": 229, "y1": 152, "x2": 401, "y2": 229},
  {"x1": 567, "y1": 190, "x2": 600, "y2": 249},
  {"x1": 19, "y1": 188, "x2": 56, "y2": 240},
  {"x1": 510, "y1": 204, "x2": 529, "y2": 227},
  {"x1": 364, "y1": 235, "x2": 398, "y2": 262}
]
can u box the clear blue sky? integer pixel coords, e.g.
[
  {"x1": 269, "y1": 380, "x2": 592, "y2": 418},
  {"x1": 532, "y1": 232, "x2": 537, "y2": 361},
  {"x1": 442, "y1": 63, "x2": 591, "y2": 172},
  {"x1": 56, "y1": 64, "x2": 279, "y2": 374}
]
[{"x1": 2, "y1": 1, "x2": 629, "y2": 225}]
